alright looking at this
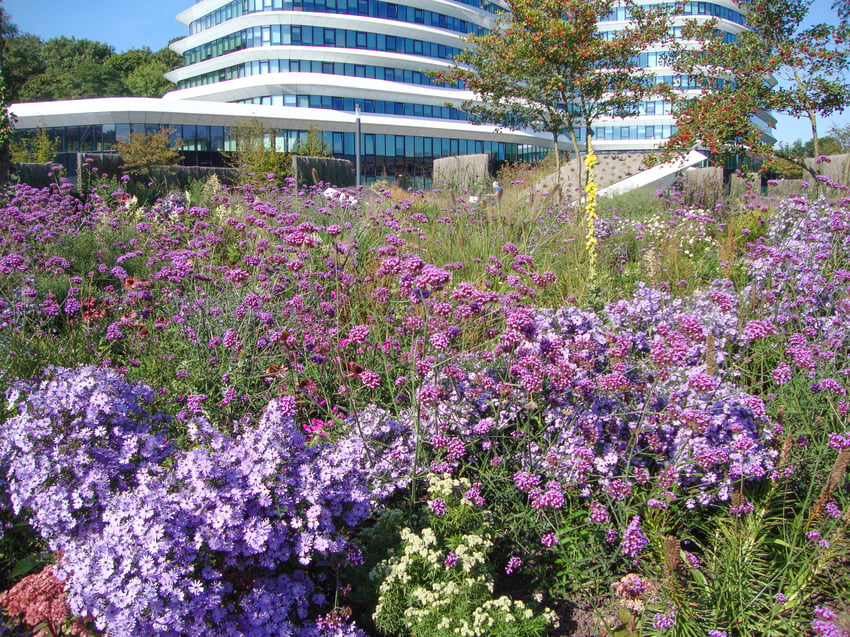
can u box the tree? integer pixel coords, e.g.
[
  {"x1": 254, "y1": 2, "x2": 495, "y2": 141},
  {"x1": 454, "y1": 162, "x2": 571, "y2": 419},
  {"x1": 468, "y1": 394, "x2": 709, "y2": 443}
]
[
  {"x1": 1, "y1": 32, "x2": 45, "y2": 103},
  {"x1": 296, "y1": 125, "x2": 331, "y2": 157},
  {"x1": 108, "y1": 46, "x2": 180, "y2": 97},
  {"x1": 10, "y1": 127, "x2": 58, "y2": 163},
  {"x1": 117, "y1": 128, "x2": 181, "y2": 178},
  {"x1": 225, "y1": 119, "x2": 291, "y2": 184},
  {"x1": 444, "y1": 0, "x2": 672, "y2": 271},
  {"x1": 829, "y1": 122, "x2": 850, "y2": 152},
  {"x1": 661, "y1": 0, "x2": 850, "y2": 184},
  {"x1": 17, "y1": 36, "x2": 125, "y2": 101},
  {"x1": 0, "y1": 5, "x2": 16, "y2": 185}
]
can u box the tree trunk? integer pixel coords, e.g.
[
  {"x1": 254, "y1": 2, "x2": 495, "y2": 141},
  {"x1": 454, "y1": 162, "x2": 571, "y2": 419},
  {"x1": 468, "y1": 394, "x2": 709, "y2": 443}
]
[
  {"x1": 552, "y1": 128, "x2": 561, "y2": 197},
  {"x1": 568, "y1": 128, "x2": 582, "y2": 195}
]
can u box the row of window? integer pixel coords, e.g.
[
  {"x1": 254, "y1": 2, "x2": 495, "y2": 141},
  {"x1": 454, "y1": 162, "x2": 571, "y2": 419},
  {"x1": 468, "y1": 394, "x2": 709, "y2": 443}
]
[
  {"x1": 649, "y1": 75, "x2": 732, "y2": 90},
  {"x1": 593, "y1": 123, "x2": 677, "y2": 141},
  {"x1": 191, "y1": 0, "x2": 502, "y2": 14},
  {"x1": 190, "y1": 0, "x2": 487, "y2": 37},
  {"x1": 600, "y1": 1, "x2": 745, "y2": 25},
  {"x1": 600, "y1": 26, "x2": 737, "y2": 45},
  {"x1": 236, "y1": 94, "x2": 676, "y2": 122},
  {"x1": 238, "y1": 94, "x2": 469, "y2": 120},
  {"x1": 178, "y1": 58, "x2": 452, "y2": 90},
  {"x1": 13, "y1": 123, "x2": 548, "y2": 164},
  {"x1": 183, "y1": 24, "x2": 463, "y2": 65}
]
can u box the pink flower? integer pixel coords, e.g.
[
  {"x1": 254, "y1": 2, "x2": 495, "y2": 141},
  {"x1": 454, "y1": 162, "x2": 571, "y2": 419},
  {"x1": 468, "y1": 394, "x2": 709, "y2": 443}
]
[{"x1": 359, "y1": 370, "x2": 381, "y2": 388}]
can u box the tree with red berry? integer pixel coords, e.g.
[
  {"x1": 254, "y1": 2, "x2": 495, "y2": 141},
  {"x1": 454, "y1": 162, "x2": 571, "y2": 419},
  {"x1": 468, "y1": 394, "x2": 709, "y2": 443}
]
[
  {"x1": 661, "y1": 0, "x2": 850, "y2": 183},
  {"x1": 441, "y1": 0, "x2": 673, "y2": 194}
]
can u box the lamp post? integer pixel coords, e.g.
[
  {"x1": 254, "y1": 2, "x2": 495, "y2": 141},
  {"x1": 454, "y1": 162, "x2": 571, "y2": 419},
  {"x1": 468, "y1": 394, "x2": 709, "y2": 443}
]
[{"x1": 355, "y1": 103, "x2": 361, "y2": 187}]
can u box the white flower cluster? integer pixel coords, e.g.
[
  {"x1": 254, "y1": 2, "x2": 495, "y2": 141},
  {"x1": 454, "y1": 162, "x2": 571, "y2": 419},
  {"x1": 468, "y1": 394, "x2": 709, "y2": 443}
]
[{"x1": 373, "y1": 521, "x2": 556, "y2": 636}]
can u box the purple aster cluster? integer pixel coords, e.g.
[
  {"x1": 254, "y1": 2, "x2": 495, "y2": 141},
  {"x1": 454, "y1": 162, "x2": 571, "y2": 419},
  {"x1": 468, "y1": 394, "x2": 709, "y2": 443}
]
[
  {"x1": 0, "y1": 366, "x2": 399, "y2": 636},
  {"x1": 0, "y1": 366, "x2": 168, "y2": 547}
]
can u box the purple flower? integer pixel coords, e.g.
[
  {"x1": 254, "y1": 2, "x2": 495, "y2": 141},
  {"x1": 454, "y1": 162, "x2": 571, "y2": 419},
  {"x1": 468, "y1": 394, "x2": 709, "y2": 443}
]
[
  {"x1": 652, "y1": 604, "x2": 677, "y2": 630},
  {"x1": 812, "y1": 606, "x2": 850, "y2": 637},
  {"x1": 105, "y1": 321, "x2": 124, "y2": 341},
  {"x1": 185, "y1": 394, "x2": 206, "y2": 414},
  {"x1": 588, "y1": 500, "x2": 610, "y2": 524},
  {"x1": 347, "y1": 325, "x2": 370, "y2": 343},
  {"x1": 429, "y1": 498, "x2": 447, "y2": 516},
  {"x1": 359, "y1": 371, "x2": 381, "y2": 389},
  {"x1": 505, "y1": 556, "x2": 522, "y2": 574},
  {"x1": 63, "y1": 297, "x2": 81, "y2": 315},
  {"x1": 772, "y1": 362, "x2": 793, "y2": 385},
  {"x1": 621, "y1": 516, "x2": 648, "y2": 558},
  {"x1": 541, "y1": 532, "x2": 558, "y2": 547}
]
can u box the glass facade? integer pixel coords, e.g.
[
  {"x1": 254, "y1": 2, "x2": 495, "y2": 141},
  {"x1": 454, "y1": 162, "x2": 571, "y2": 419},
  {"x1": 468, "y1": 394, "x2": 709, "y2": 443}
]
[
  {"x1": 12, "y1": 0, "x2": 767, "y2": 186},
  {"x1": 189, "y1": 0, "x2": 488, "y2": 37},
  {"x1": 12, "y1": 123, "x2": 548, "y2": 188},
  {"x1": 599, "y1": 1, "x2": 745, "y2": 25},
  {"x1": 237, "y1": 94, "x2": 469, "y2": 120},
  {"x1": 177, "y1": 58, "x2": 453, "y2": 90},
  {"x1": 182, "y1": 24, "x2": 464, "y2": 65}
]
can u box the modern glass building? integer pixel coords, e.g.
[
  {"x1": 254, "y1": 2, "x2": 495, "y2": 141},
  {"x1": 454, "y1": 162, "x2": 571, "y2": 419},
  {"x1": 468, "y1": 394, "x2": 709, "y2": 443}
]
[{"x1": 10, "y1": 0, "x2": 773, "y2": 185}]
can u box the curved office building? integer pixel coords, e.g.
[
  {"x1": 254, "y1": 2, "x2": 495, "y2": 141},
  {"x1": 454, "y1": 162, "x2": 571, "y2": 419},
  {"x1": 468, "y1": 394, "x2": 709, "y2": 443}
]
[{"x1": 10, "y1": 0, "x2": 773, "y2": 185}]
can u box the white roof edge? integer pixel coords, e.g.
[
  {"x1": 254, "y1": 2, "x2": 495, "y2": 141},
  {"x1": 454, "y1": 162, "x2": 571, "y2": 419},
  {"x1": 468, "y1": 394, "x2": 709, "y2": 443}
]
[{"x1": 9, "y1": 97, "x2": 551, "y2": 145}]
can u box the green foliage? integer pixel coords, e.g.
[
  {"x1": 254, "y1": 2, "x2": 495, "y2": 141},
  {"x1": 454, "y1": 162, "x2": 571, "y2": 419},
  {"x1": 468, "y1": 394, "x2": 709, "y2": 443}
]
[
  {"x1": 10, "y1": 128, "x2": 58, "y2": 163},
  {"x1": 781, "y1": 136, "x2": 845, "y2": 158},
  {"x1": 1, "y1": 13, "x2": 179, "y2": 103},
  {"x1": 0, "y1": 11, "x2": 14, "y2": 185},
  {"x1": 108, "y1": 46, "x2": 180, "y2": 97},
  {"x1": 225, "y1": 119, "x2": 291, "y2": 184},
  {"x1": 829, "y1": 122, "x2": 850, "y2": 152},
  {"x1": 297, "y1": 124, "x2": 332, "y2": 157},
  {"x1": 446, "y1": 0, "x2": 673, "y2": 188},
  {"x1": 16, "y1": 36, "x2": 125, "y2": 101},
  {"x1": 117, "y1": 128, "x2": 182, "y2": 177}
]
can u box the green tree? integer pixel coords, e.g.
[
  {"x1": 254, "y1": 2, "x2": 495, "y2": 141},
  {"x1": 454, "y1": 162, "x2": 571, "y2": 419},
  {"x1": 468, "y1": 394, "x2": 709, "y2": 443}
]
[
  {"x1": 296, "y1": 124, "x2": 331, "y2": 157},
  {"x1": 117, "y1": 127, "x2": 182, "y2": 178},
  {"x1": 662, "y1": 0, "x2": 850, "y2": 183},
  {"x1": 828, "y1": 122, "x2": 850, "y2": 152},
  {"x1": 0, "y1": 5, "x2": 17, "y2": 185},
  {"x1": 106, "y1": 47, "x2": 155, "y2": 77},
  {"x1": 446, "y1": 0, "x2": 671, "y2": 192},
  {"x1": 444, "y1": 0, "x2": 672, "y2": 271},
  {"x1": 125, "y1": 62, "x2": 172, "y2": 97},
  {"x1": 225, "y1": 119, "x2": 291, "y2": 184},
  {"x1": 10, "y1": 128, "x2": 58, "y2": 163},
  {"x1": 17, "y1": 36, "x2": 125, "y2": 101},
  {"x1": 108, "y1": 46, "x2": 180, "y2": 97},
  {"x1": 1, "y1": 32, "x2": 45, "y2": 104}
]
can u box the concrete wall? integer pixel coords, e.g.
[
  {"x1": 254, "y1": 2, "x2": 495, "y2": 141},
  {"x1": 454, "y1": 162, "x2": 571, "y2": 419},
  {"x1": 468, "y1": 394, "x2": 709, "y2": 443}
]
[
  {"x1": 803, "y1": 153, "x2": 849, "y2": 184},
  {"x1": 432, "y1": 153, "x2": 491, "y2": 191},
  {"x1": 292, "y1": 156, "x2": 355, "y2": 187}
]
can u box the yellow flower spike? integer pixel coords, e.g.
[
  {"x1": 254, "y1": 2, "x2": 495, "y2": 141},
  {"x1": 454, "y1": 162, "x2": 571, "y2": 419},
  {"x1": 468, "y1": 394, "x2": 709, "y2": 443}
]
[{"x1": 584, "y1": 142, "x2": 599, "y2": 278}]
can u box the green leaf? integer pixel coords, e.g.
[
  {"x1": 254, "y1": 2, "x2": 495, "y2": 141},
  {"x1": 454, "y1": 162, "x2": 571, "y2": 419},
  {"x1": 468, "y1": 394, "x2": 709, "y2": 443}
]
[{"x1": 9, "y1": 554, "x2": 45, "y2": 580}]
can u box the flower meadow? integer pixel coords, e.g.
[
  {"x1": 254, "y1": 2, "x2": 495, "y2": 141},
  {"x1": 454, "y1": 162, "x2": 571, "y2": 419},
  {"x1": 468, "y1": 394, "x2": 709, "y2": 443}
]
[{"x1": 0, "y1": 169, "x2": 849, "y2": 636}]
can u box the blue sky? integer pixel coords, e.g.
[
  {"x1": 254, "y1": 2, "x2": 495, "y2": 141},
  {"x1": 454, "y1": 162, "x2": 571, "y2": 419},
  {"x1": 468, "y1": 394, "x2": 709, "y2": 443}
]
[{"x1": 3, "y1": 0, "x2": 849, "y2": 146}]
